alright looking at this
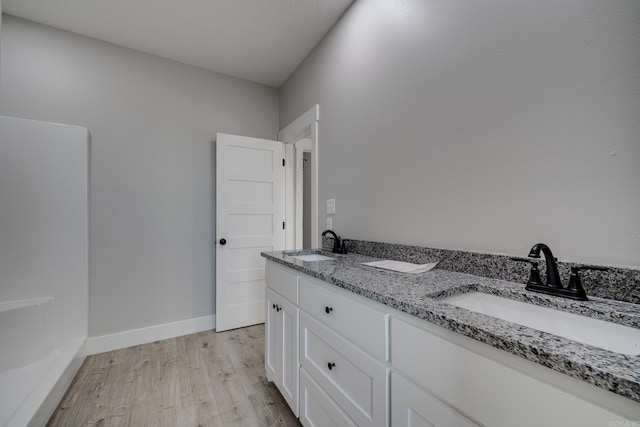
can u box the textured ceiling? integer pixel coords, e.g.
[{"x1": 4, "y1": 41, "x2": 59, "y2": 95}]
[{"x1": 1, "y1": 0, "x2": 353, "y2": 87}]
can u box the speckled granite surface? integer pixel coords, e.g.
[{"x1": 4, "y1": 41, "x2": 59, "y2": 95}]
[
  {"x1": 324, "y1": 238, "x2": 640, "y2": 304},
  {"x1": 262, "y1": 248, "x2": 640, "y2": 403}
]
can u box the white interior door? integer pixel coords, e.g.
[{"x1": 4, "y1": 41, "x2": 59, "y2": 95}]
[{"x1": 216, "y1": 133, "x2": 285, "y2": 332}]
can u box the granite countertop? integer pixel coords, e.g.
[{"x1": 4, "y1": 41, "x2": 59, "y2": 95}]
[{"x1": 261, "y1": 249, "x2": 640, "y2": 403}]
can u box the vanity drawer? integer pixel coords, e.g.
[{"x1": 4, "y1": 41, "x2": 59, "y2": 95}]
[
  {"x1": 300, "y1": 312, "x2": 389, "y2": 427},
  {"x1": 390, "y1": 316, "x2": 628, "y2": 427},
  {"x1": 300, "y1": 368, "x2": 357, "y2": 427},
  {"x1": 266, "y1": 261, "x2": 299, "y2": 304},
  {"x1": 299, "y1": 276, "x2": 388, "y2": 360},
  {"x1": 391, "y1": 372, "x2": 478, "y2": 427}
]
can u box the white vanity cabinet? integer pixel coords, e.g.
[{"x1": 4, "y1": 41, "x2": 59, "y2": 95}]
[
  {"x1": 265, "y1": 260, "x2": 640, "y2": 427},
  {"x1": 265, "y1": 262, "x2": 300, "y2": 416},
  {"x1": 265, "y1": 261, "x2": 390, "y2": 427}
]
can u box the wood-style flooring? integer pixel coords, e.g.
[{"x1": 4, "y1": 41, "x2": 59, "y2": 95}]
[{"x1": 47, "y1": 325, "x2": 301, "y2": 427}]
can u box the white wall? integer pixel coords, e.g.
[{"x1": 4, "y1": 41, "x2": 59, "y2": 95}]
[
  {"x1": 0, "y1": 15, "x2": 279, "y2": 338},
  {"x1": 0, "y1": 115, "x2": 88, "y2": 344},
  {"x1": 280, "y1": 0, "x2": 640, "y2": 267}
]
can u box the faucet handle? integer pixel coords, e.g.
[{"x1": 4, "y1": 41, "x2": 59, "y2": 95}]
[
  {"x1": 568, "y1": 265, "x2": 608, "y2": 289},
  {"x1": 510, "y1": 257, "x2": 543, "y2": 286},
  {"x1": 567, "y1": 265, "x2": 608, "y2": 298},
  {"x1": 341, "y1": 239, "x2": 350, "y2": 255}
]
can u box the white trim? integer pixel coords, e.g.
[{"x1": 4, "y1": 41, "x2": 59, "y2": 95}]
[
  {"x1": 85, "y1": 315, "x2": 216, "y2": 355},
  {"x1": 278, "y1": 105, "x2": 320, "y2": 248},
  {"x1": 310, "y1": 120, "x2": 319, "y2": 248},
  {"x1": 295, "y1": 139, "x2": 312, "y2": 249},
  {"x1": 284, "y1": 142, "x2": 296, "y2": 249},
  {"x1": 278, "y1": 105, "x2": 320, "y2": 143},
  {"x1": 295, "y1": 144, "x2": 304, "y2": 249}
]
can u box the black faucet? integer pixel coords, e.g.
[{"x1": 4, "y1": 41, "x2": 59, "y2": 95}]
[
  {"x1": 511, "y1": 243, "x2": 608, "y2": 301},
  {"x1": 527, "y1": 243, "x2": 562, "y2": 289},
  {"x1": 321, "y1": 230, "x2": 348, "y2": 254}
]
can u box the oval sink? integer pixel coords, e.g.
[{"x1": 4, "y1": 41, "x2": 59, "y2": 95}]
[
  {"x1": 290, "y1": 254, "x2": 335, "y2": 261},
  {"x1": 442, "y1": 292, "x2": 640, "y2": 355}
]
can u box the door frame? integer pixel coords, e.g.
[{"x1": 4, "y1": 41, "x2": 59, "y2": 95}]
[
  {"x1": 278, "y1": 104, "x2": 320, "y2": 249},
  {"x1": 294, "y1": 139, "x2": 312, "y2": 249}
]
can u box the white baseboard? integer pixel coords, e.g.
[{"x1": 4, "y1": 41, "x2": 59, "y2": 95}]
[{"x1": 86, "y1": 315, "x2": 216, "y2": 355}]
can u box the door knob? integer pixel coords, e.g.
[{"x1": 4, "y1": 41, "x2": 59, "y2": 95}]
[{"x1": 219, "y1": 238, "x2": 227, "y2": 245}]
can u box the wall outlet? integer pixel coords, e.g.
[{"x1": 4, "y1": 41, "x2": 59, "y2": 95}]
[
  {"x1": 327, "y1": 199, "x2": 336, "y2": 214},
  {"x1": 326, "y1": 217, "x2": 333, "y2": 230}
]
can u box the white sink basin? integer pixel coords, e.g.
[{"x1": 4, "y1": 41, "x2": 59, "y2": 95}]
[
  {"x1": 442, "y1": 292, "x2": 640, "y2": 355},
  {"x1": 290, "y1": 254, "x2": 335, "y2": 261}
]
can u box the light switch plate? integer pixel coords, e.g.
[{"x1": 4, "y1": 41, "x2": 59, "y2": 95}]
[
  {"x1": 327, "y1": 199, "x2": 336, "y2": 214},
  {"x1": 326, "y1": 217, "x2": 333, "y2": 230}
]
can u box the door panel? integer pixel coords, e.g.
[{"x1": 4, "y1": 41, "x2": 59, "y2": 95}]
[
  {"x1": 228, "y1": 213, "x2": 274, "y2": 236},
  {"x1": 216, "y1": 133, "x2": 284, "y2": 332}
]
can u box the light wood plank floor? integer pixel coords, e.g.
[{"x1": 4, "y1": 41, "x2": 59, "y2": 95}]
[{"x1": 47, "y1": 325, "x2": 301, "y2": 427}]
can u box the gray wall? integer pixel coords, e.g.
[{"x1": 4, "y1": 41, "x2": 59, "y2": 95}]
[
  {"x1": 0, "y1": 15, "x2": 279, "y2": 337},
  {"x1": 280, "y1": 0, "x2": 640, "y2": 267}
]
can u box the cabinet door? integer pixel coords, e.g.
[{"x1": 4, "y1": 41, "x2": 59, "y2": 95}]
[
  {"x1": 279, "y1": 293, "x2": 299, "y2": 416},
  {"x1": 265, "y1": 288, "x2": 299, "y2": 416},
  {"x1": 265, "y1": 289, "x2": 280, "y2": 383},
  {"x1": 392, "y1": 373, "x2": 478, "y2": 427}
]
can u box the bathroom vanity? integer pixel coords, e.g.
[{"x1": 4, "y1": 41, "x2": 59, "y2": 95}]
[{"x1": 262, "y1": 248, "x2": 640, "y2": 427}]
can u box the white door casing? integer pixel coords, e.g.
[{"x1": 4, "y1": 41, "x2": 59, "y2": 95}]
[
  {"x1": 279, "y1": 105, "x2": 319, "y2": 250},
  {"x1": 216, "y1": 133, "x2": 285, "y2": 332},
  {"x1": 295, "y1": 138, "x2": 312, "y2": 249}
]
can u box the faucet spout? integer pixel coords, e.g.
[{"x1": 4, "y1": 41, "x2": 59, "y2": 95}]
[
  {"x1": 528, "y1": 243, "x2": 562, "y2": 288},
  {"x1": 518, "y1": 243, "x2": 595, "y2": 301},
  {"x1": 321, "y1": 230, "x2": 342, "y2": 254}
]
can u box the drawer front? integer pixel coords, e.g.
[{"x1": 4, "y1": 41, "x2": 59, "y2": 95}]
[
  {"x1": 390, "y1": 316, "x2": 627, "y2": 427},
  {"x1": 299, "y1": 277, "x2": 388, "y2": 360},
  {"x1": 300, "y1": 312, "x2": 389, "y2": 427},
  {"x1": 391, "y1": 373, "x2": 478, "y2": 427},
  {"x1": 300, "y1": 368, "x2": 357, "y2": 427},
  {"x1": 266, "y1": 261, "x2": 299, "y2": 304}
]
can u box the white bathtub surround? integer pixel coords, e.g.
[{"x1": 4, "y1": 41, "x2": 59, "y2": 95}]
[
  {"x1": 0, "y1": 115, "x2": 89, "y2": 427},
  {"x1": 0, "y1": 338, "x2": 85, "y2": 427},
  {"x1": 0, "y1": 298, "x2": 54, "y2": 374}
]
